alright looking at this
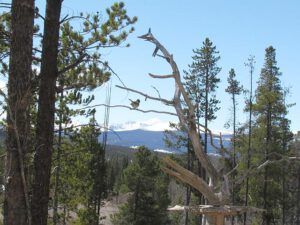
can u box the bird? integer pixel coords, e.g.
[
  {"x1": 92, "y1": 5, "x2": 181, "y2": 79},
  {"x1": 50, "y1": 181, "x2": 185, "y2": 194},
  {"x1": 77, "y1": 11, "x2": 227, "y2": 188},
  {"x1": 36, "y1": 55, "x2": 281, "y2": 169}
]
[{"x1": 129, "y1": 99, "x2": 140, "y2": 109}]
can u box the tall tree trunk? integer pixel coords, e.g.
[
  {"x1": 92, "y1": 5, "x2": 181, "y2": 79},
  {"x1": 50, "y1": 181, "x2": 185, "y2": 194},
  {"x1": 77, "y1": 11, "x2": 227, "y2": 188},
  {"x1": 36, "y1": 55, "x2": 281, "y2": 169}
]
[
  {"x1": 244, "y1": 57, "x2": 254, "y2": 225},
  {"x1": 31, "y1": 1, "x2": 62, "y2": 224},
  {"x1": 231, "y1": 94, "x2": 236, "y2": 225},
  {"x1": 263, "y1": 106, "x2": 272, "y2": 225},
  {"x1": 4, "y1": 0, "x2": 34, "y2": 224},
  {"x1": 200, "y1": 68, "x2": 209, "y2": 225},
  {"x1": 53, "y1": 90, "x2": 64, "y2": 225}
]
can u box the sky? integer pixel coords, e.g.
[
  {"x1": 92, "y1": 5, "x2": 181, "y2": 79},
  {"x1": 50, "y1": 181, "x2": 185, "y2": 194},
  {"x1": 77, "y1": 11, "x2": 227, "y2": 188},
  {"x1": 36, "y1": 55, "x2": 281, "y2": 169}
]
[{"x1": 36, "y1": 0, "x2": 300, "y2": 132}]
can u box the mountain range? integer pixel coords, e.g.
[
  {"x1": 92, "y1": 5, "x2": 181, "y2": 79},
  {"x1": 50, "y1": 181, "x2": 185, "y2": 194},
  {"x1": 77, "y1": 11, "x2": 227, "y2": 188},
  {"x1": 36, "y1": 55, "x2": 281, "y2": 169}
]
[{"x1": 101, "y1": 128, "x2": 232, "y2": 154}]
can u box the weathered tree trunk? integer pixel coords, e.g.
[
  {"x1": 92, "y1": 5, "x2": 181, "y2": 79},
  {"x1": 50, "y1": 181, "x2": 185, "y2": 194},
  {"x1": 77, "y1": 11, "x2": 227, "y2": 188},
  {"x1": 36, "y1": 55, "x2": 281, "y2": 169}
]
[
  {"x1": 31, "y1": 1, "x2": 62, "y2": 224},
  {"x1": 3, "y1": 0, "x2": 34, "y2": 225}
]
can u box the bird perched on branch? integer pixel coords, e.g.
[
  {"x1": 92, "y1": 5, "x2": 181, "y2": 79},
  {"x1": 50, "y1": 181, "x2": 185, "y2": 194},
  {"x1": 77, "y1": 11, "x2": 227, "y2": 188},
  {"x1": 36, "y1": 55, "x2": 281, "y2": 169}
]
[{"x1": 129, "y1": 99, "x2": 140, "y2": 109}]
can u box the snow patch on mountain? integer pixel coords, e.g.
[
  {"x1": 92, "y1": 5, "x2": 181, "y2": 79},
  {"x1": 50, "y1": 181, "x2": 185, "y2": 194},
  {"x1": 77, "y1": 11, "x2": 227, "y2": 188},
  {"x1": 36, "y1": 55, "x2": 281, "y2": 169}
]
[
  {"x1": 109, "y1": 118, "x2": 176, "y2": 131},
  {"x1": 153, "y1": 149, "x2": 173, "y2": 154}
]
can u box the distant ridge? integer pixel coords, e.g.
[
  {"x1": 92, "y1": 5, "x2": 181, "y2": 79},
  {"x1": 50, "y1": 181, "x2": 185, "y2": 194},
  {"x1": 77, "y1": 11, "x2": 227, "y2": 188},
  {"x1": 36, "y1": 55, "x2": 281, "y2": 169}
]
[{"x1": 100, "y1": 129, "x2": 232, "y2": 154}]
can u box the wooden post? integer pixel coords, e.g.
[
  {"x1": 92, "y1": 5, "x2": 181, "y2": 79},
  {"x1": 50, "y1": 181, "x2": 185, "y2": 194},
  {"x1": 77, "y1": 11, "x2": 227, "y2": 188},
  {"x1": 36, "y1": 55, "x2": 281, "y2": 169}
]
[{"x1": 216, "y1": 215, "x2": 225, "y2": 225}]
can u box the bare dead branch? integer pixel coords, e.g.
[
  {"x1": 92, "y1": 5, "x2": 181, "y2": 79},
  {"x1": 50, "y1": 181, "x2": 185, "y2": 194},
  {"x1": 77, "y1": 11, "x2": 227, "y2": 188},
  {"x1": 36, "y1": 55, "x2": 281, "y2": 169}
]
[
  {"x1": 116, "y1": 85, "x2": 174, "y2": 105},
  {"x1": 163, "y1": 157, "x2": 221, "y2": 204},
  {"x1": 168, "y1": 205, "x2": 265, "y2": 215},
  {"x1": 148, "y1": 73, "x2": 174, "y2": 79},
  {"x1": 151, "y1": 86, "x2": 161, "y2": 100},
  {"x1": 198, "y1": 124, "x2": 231, "y2": 157},
  {"x1": 75, "y1": 103, "x2": 177, "y2": 116}
]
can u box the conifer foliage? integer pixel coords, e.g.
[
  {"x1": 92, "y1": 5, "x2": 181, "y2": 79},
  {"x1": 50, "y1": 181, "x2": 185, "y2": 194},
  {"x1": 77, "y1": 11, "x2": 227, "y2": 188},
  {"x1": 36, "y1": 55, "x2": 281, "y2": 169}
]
[{"x1": 112, "y1": 147, "x2": 170, "y2": 225}]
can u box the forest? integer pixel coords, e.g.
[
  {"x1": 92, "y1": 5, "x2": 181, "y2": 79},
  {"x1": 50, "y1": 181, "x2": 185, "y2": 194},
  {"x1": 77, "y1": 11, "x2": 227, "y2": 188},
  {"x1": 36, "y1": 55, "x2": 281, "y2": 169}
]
[{"x1": 0, "y1": 0, "x2": 299, "y2": 225}]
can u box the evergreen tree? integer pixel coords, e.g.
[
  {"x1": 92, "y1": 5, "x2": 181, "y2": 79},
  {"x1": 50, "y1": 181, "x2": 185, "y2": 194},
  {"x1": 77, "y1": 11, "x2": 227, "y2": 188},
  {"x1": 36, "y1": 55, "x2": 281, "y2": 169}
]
[
  {"x1": 184, "y1": 38, "x2": 221, "y2": 154},
  {"x1": 243, "y1": 55, "x2": 255, "y2": 225},
  {"x1": 112, "y1": 147, "x2": 170, "y2": 225},
  {"x1": 249, "y1": 46, "x2": 293, "y2": 225},
  {"x1": 54, "y1": 118, "x2": 106, "y2": 225},
  {"x1": 225, "y1": 68, "x2": 243, "y2": 169},
  {"x1": 31, "y1": 3, "x2": 137, "y2": 224},
  {"x1": 184, "y1": 38, "x2": 221, "y2": 224},
  {"x1": 225, "y1": 68, "x2": 243, "y2": 217}
]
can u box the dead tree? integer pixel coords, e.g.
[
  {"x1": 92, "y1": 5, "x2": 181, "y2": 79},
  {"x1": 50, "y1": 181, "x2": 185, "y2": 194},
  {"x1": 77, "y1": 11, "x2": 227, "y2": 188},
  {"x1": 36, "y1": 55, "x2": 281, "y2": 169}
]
[
  {"x1": 115, "y1": 30, "x2": 299, "y2": 224},
  {"x1": 116, "y1": 30, "x2": 236, "y2": 224}
]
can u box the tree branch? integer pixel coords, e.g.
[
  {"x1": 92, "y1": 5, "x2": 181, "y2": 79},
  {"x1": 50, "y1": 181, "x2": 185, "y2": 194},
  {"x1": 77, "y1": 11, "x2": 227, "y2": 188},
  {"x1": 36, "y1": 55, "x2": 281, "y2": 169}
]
[
  {"x1": 137, "y1": 30, "x2": 220, "y2": 184},
  {"x1": 148, "y1": 73, "x2": 174, "y2": 79},
  {"x1": 168, "y1": 205, "x2": 265, "y2": 215},
  {"x1": 162, "y1": 157, "x2": 221, "y2": 204},
  {"x1": 234, "y1": 154, "x2": 300, "y2": 186},
  {"x1": 116, "y1": 85, "x2": 174, "y2": 105},
  {"x1": 58, "y1": 53, "x2": 87, "y2": 75},
  {"x1": 75, "y1": 103, "x2": 177, "y2": 116}
]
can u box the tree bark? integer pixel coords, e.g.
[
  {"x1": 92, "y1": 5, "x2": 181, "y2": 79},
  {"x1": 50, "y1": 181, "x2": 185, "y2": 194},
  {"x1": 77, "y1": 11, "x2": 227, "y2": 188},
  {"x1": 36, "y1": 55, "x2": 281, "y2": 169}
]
[
  {"x1": 31, "y1": 1, "x2": 62, "y2": 225},
  {"x1": 4, "y1": 0, "x2": 34, "y2": 225}
]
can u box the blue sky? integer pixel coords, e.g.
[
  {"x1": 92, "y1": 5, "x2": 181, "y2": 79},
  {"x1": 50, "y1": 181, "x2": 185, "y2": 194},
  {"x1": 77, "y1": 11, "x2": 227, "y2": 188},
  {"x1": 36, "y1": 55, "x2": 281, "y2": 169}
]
[{"x1": 38, "y1": 0, "x2": 300, "y2": 132}]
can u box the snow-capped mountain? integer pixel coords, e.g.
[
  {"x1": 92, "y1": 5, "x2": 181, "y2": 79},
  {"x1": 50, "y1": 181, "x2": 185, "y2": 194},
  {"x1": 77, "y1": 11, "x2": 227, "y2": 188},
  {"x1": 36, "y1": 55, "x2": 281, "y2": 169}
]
[
  {"x1": 102, "y1": 118, "x2": 232, "y2": 154},
  {"x1": 109, "y1": 118, "x2": 175, "y2": 132}
]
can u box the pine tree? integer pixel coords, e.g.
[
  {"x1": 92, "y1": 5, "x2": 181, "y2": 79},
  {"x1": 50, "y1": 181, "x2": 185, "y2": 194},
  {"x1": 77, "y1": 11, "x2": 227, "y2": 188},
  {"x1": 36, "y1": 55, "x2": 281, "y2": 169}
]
[
  {"x1": 112, "y1": 147, "x2": 170, "y2": 225},
  {"x1": 225, "y1": 68, "x2": 243, "y2": 216},
  {"x1": 225, "y1": 69, "x2": 243, "y2": 169},
  {"x1": 53, "y1": 118, "x2": 106, "y2": 225},
  {"x1": 31, "y1": 3, "x2": 137, "y2": 224},
  {"x1": 243, "y1": 55, "x2": 255, "y2": 225},
  {"x1": 52, "y1": 18, "x2": 113, "y2": 224},
  {"x1": 184, "y1": 38, "x2": 221, "y2": 151},
  {"x1": 251, "y1": 46, "x2": 293, "y2": 225},
  {"x1": 184, "y1": 38, "x2": 221, "y2": 224}
]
